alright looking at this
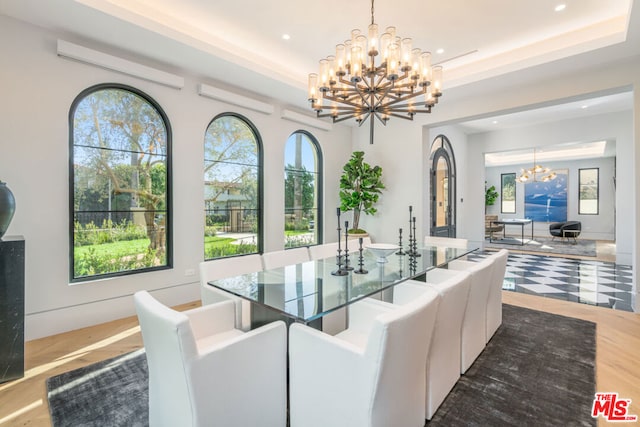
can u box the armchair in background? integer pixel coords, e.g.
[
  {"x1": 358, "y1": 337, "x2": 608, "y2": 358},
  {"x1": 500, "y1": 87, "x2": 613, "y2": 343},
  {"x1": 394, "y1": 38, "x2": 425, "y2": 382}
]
[{"x1": 549, "y1": 221, "x2": 581, "y2": 243}]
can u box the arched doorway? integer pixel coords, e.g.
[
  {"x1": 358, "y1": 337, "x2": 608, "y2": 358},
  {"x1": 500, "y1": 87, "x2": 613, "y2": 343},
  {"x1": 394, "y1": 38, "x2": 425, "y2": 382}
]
[{"x1": 429, "y1": 135, "x2": 457, "y2": 237}]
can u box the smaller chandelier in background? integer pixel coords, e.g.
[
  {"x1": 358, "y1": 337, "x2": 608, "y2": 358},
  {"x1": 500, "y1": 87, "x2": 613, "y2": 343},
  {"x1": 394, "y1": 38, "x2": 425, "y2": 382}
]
[
  {"x1": 516, "y1": 150, "x2": 557, "y2": 183},
  {"x1": 307, "y1": 0, "x2": 443, "y2": 144}
]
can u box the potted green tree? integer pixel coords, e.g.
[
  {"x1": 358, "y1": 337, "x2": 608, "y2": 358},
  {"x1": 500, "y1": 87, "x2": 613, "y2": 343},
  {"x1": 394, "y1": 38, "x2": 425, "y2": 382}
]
[
  {"x1": 339, "y1": 151, "x2": 385, "y2": 233},
  {"x1": 485, "y1": 182, "x2": 499, "y2": 213}
]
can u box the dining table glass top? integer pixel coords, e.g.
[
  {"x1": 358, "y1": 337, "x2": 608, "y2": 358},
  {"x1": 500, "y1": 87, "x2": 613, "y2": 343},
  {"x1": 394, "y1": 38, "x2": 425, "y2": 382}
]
[{"x1": 207, "y1": 245, "x2": 475, "y2": 324}]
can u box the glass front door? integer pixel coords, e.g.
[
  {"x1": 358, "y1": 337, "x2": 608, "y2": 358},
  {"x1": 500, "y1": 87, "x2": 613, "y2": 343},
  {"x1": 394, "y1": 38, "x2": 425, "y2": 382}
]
[{"x1": 430, "y1": 135, "x2": 457, "y2": 237}]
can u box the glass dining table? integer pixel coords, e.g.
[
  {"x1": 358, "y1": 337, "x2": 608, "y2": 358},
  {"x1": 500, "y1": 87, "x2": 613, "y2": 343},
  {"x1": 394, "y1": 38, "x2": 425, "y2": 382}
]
[{"x1": 207, "y1": 245, "x2": 476, "y2": 330}]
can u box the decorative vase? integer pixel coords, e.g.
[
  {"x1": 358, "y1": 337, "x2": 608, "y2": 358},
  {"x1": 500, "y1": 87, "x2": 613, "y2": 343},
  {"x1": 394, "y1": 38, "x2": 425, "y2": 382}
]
[{"x1": 0, "y1": 182, "x2": 16, "y2": 239}]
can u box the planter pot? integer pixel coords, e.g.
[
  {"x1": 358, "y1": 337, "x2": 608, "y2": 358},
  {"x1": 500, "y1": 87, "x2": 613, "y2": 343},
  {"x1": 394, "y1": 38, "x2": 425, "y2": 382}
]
[{"x1": 0, "y1": 182, "x2": 16, "y2": 239}]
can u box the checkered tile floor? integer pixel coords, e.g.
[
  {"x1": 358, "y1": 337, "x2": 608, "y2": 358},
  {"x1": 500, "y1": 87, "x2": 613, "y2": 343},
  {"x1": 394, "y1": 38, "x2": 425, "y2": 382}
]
[{"x1": 467, "y1": 251, "x2": 635, "y2": 312}]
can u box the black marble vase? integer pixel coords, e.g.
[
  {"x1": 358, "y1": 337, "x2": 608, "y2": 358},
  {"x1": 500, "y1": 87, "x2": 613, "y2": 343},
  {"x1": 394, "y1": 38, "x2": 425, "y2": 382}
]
[{"x1": 0, "y1": 182, "x2": 16, "y2": 240}]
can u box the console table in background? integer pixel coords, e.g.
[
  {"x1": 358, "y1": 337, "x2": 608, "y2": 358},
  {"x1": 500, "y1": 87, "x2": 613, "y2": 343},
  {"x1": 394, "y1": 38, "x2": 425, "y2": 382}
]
[
  {"x1": 489, "y1": 219, "x2": 534, "y2": 245},
  {"x1": 0, "y1": 236, "x2": 25, "y2": 383}
]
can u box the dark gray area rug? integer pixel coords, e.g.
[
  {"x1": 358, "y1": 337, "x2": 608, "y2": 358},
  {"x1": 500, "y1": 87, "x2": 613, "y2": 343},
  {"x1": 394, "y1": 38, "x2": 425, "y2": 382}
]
[
  {"x1": 485, "y1": 237, "x2": 597, "y2": 257},
  {"x1": 46, "y1": 349, "x2": 148, "y2": 427},
  {"x1": 428, "y1": 304, "x2": 596, "y2": 426},
  {"x1": 46, "y1": 304, "x2": 596, "y2": 427}
]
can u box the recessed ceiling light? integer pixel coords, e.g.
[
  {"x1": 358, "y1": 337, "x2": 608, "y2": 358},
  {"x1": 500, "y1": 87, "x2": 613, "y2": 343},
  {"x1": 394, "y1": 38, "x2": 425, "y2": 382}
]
[
  {"x1": 555, "y1": 4, "x2": 566, "y2": 12},
  {"x1": 282, "y1": 34, "x2": 291, "y2": 40},
  {"x1": 436, "y1": 48, "x2": 444, "y2": 54},
  {"x1": 492, "y1": 120, "x2": 498, "y2": 124},
  {"x1": 581, "y1": 105, "x2": 588, "y2": 109}
]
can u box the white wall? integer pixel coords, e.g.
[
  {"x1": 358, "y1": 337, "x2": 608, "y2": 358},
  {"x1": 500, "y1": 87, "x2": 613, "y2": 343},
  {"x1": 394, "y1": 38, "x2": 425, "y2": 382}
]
[
  {"x1": 485, "y1": 156, "x2": 616, "y2": 241},
  {"x1": 0, "y1": 16, "x2": 352, "y2": 339},
  {"x1": 350, "y1": 119, "x2": 424, "y2": 245}
]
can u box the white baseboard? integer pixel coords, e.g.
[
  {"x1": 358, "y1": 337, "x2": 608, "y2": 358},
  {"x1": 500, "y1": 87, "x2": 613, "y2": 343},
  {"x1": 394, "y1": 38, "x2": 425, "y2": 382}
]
[{"x1": 25, "y1": 282, "x2": 200, "y2": 341}]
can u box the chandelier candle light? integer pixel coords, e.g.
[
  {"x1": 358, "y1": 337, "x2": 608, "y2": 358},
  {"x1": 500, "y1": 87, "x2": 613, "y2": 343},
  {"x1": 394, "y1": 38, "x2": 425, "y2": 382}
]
[{"x1": 308, "y1": 0, "x2": 443, "y2": 144}]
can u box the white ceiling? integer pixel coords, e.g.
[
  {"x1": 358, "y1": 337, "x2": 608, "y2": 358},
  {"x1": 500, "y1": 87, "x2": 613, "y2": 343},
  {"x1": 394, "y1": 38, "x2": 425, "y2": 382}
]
[
  {"x1": 458, "y1": 91, "x2": 634, "y2": 134},
  {"x1": 484, "y1": 140, "x2": 615, "y2": 167},
  {"x1": 0, "y1": 0, "x2": 636, "y2": 128}
]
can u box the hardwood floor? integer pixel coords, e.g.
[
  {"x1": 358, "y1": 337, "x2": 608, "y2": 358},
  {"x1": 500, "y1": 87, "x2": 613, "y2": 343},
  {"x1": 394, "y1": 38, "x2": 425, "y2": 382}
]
[{"x1": 1, "y1": 295, "x2": 638, "y2": 426}]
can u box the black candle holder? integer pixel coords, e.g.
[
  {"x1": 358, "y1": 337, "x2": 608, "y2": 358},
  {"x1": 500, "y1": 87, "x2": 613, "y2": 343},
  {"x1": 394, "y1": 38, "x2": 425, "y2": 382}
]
[
  {"x1": 332, "y1": 208, "x2": 348, "y2": 276},
  {"x1": 396, "y1": 227, "x2": 406, "y2": 255},
  {"x1": 354, "y1": 237, "x2": 368, "y2": 274},
  {"x1": 406, "y1": 206, "x2": 418, "y2": 257},
  {"x1": 411, "y1": 216, "x2": 421, "y2": 257},
  {"x1": 343, "y1": 221, "x2": 354, "y2": 271},
  {"x1": 408, "y1": 205, "x2": 413, "y2": 251}
]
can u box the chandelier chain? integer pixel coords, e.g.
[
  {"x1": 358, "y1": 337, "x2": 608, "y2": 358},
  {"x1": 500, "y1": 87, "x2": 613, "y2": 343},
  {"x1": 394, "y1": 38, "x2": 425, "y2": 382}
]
[{"x1": 371, "y1": 0, "x2": 375, "y2": 25}]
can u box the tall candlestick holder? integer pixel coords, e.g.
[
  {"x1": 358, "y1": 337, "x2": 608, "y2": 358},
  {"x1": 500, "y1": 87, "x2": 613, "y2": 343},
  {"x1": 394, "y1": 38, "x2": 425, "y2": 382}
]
[
  {"x1": 407, "y1": 206, "x2": 417, "y2": 257},
  {"x1": 343, "y1": 221, "x2": 353, "y2": 271},
  {"x1": 354, "y1": 237, "x2": 368, "y2": 274},
  {"x1": 332, "y1": 208, "x2": 348, "y2": 276},
  {"x1": 408, "y1": 206, "x2": 413, "y2": 251},
  {"x1": 396, "y1": 228, "x2": 406, "y2": 255},
  {"x1": 411, "y1": 216, "x2": 421, "y2": 257}
]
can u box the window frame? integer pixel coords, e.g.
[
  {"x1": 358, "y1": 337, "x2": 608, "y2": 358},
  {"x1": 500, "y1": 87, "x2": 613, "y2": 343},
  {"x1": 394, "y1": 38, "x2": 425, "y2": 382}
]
[
  {"x1": 69, "y1": 83, "x2": 173, "y2": 282},
  {"x1": 501, "y1": 173, "x2": 516, "y2": 214},
  {"x1": 203, "y1": 112, "x2": 264, "y2": 260},
  {"x1": 578, "y1": 167, "x2": 599, "y2": 215},
  {"x1": 284, "y1": 130, "x2": 323, "y2": 248}
]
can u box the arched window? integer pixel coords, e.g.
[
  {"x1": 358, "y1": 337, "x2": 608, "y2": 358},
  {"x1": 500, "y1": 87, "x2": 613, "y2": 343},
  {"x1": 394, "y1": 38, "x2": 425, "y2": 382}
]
[
  {"x1": 284, "y1": 131, "x2": 322, "y2": 248},
  {"x1": 70, "y1": 84, "x2": 172, "y2": 282},
  {"x1": 204, "y1": 113, "x2": 262, "y2": 259}
]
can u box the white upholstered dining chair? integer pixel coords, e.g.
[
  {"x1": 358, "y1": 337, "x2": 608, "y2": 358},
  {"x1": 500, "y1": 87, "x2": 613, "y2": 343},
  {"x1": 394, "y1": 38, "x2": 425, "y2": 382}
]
[
  {"x1": 308, "y1": 237, "x2": 371, "y2": 261},
  {"x1": 446, "y1": 255, "x2": 495, "y2": 373},
  {"x1": 424, "y1": 235, "x2": 469, "y2": 249},
  {"x1": 199, "y1": 253, "x2": 263, "y2": 331},
  {"x1": 387, "y1": 269, "x2": 472, "y2": 420},
  {"x1": 262, "y1": 246, "x2": 310, "y2": 269},
  {"x1": 307, "y1": 242, "x2": 340, "y2": 260},
  {"x1": 134, "y1": 291, "x2": 287, "y2": 427},
  {"x1": 288, "y1": 288, "x2": 441, "y2": 427},
  {"x1": 485, "y1": 249, "x2": 509, "y2": 341},
  {"x1": 424, "y1": 236, "x2": 469, "y2": 263}
]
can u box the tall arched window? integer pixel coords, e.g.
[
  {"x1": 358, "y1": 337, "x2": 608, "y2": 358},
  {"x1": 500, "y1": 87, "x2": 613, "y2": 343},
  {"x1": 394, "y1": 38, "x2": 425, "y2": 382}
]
[
  {"x1": 70, "y1": 84, "x2": 172, "y2": 282},
  {"x1": 204, "y1": 113, "x2": 263, "y2": 259},
  {"x1": 284, "y1": 131, "x2": 322, "y2": 248}
]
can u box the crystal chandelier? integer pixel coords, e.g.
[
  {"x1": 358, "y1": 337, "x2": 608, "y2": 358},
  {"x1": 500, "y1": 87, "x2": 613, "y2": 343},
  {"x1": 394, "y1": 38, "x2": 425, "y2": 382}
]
[
  {"x1": 307, "y1": 0, "x2": 443, "y2": 144},
  {"x1": 516, "y1": 149, "x2": 556, "y2": 183}
]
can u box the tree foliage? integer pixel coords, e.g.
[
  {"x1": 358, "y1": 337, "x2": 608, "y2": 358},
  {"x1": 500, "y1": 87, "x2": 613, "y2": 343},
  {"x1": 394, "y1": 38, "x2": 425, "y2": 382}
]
[
  {"x1": 204, "y1": 116, "x2": 258, "y2": 208},
  {"x1": 339, "y1": 151, "x2": 385, "y2": 231},
  {"x1": 73, "y1": 87, "x2": 168, "y2": 259},
  {"x1": 285, "y1": 165, "x2": 315, "y2": 215},
  {"x1": 485, "y1": 182, "x2": 499, "y2": 210}
]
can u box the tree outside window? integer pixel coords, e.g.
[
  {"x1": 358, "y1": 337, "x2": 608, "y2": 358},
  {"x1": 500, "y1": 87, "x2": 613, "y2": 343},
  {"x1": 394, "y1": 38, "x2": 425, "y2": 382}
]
[
  {"x1": 70, "y1": 85, "x2": 171, "y2": 281},
  {"x1": 501, "y1": 173, "x2": 516, "y2": 213},
  {"x1": 204, "y1": 114, "x2": 262, "y2": 259},
  {"x1": 284, "y1": 132, "x2": 322, "y2": 248},
  {"x1": 579, "y1": 168, "x2": 599, "y2": 215}
]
